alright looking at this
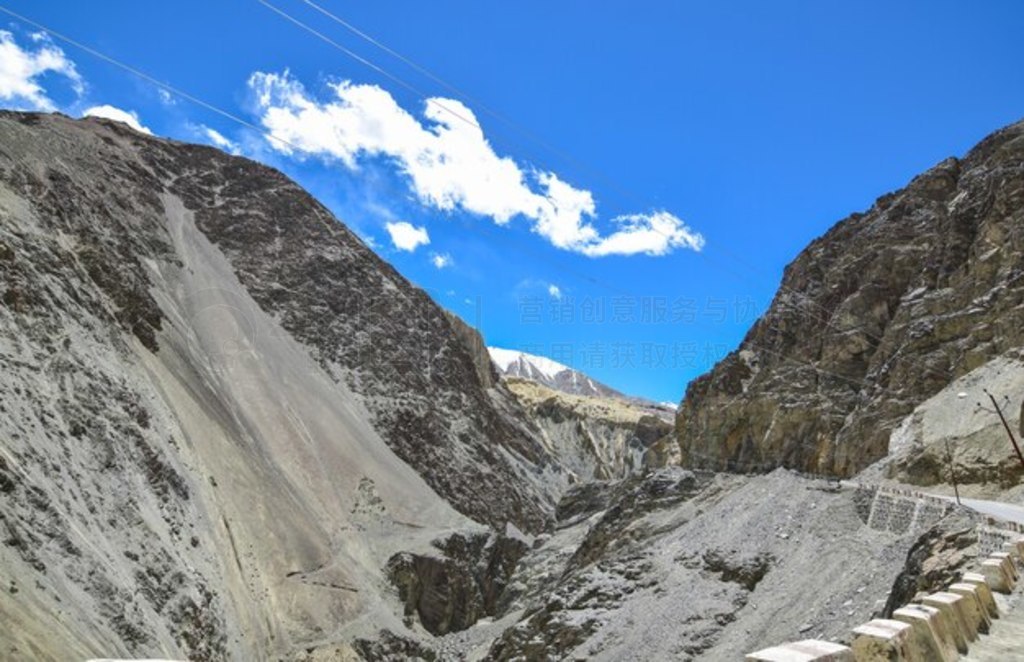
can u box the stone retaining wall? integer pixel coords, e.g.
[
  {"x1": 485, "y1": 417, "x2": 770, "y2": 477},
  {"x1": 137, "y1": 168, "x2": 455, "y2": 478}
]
[{"x1": 856, "y1": 485, "x2": 957, "y2": 536}]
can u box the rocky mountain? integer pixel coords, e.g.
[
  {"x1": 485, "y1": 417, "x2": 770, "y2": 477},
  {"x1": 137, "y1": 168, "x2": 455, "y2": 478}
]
[
  {"x1": 0, "y1": 111, "x2": 564, "y2": 660},
  {"x1": 3, "y1": 108, "x2": 1018, "y2": 662},
  {"x1": 677, "y1": 118, "x2": 1024, "y2": 478}
]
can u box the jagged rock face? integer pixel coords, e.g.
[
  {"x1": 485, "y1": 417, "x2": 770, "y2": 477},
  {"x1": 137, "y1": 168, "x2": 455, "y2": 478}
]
[
  {"x1": 677, "y1": 119, "x2": 1024, "y2": 477},
  {"x1": 444, "y1": 311, "x2": 500, "y2": 389},
  {"x1": 0, "y1": 111, "x2": 554, "y2": 660}
]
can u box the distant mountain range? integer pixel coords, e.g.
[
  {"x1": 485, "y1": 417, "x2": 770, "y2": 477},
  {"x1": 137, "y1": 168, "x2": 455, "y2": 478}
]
[{"x1": 488, "y1": 347, "x2": 676, "y2": 410}]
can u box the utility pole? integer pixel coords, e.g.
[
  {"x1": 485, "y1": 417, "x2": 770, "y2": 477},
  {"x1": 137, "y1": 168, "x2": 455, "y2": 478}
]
[{"x1": 985, "y1": 389, "x2": 1024, "y2": 469}]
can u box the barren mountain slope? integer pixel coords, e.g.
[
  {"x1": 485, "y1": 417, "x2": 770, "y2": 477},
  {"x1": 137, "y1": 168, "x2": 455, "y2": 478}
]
[
  {"x1": 0, "y1": 111, "x2": 560, "y2": 660},
  {"x1": 416, "y1": 469, "x2": 969, "y2": 661}
]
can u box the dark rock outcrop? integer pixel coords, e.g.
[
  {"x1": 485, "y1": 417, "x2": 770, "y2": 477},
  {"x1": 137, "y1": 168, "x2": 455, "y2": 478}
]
[
  {"x1": 702, "y1": 550, "x2": 774, "y2": 591},
  {"x1": 444, "y1": 311, "x2": 499, "y2": 389},
  {"x1": 883, "y1": 524, "x2": 978, "y2": 618},
  {"x1": 567, "y1": 468, "x2": 699, "y2": 569},
  {"x1": 677, "y1": 118, "x2": 1024, "y2": 476},
  {"x1": 386, "y1": 531, "x2": 530, "y2": 635},
  {"x1": 352, "y1": 630, "x2": 438, "y2": 661}
]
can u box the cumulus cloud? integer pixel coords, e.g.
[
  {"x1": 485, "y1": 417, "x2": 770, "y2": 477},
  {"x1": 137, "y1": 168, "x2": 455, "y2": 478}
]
[
  {"x1": 83, "y1": 105, "x2": 152, "y2": 135},
  {"x1": 548, "y1": 284, "x2": 562, "y2": 300},
  {"x1": 247, "y1": 71, "x2": 703, "y2": 257},
  {"x1": 0, "y1": 30, "x2": 82, "y2": 111},
  {"x1": 431, "y1": 252, "x2": 452, "y2": 269},
  {"x1": 385, "y1": 221, "x2": 430, "y2": 252}
]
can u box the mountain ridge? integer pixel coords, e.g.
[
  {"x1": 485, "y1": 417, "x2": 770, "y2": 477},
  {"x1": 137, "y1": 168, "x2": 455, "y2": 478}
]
[{"x1": 488, "y1": 345, "x2": 676, "y2": 412}]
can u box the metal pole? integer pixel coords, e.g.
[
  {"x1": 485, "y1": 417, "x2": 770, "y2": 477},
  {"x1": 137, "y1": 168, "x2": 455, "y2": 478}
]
[
  {"x1": 945, "y1": 437, "x2": 961, "y2": 506},
  {"x1": 986, "y1": 389, "x2": 1024, "y2": 468}
]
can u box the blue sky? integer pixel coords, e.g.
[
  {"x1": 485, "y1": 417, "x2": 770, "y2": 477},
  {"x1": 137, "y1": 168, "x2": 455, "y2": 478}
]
[{"x1": 2, "y1": 1, "x2": 1023, "y2": 402}]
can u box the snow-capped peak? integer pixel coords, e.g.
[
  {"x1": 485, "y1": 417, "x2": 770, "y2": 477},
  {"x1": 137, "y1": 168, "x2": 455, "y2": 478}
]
[{"x1": 487, "y1": 347, "x2": 571, "y2": 382}]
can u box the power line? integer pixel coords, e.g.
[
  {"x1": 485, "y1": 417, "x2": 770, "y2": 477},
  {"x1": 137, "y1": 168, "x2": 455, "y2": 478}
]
[
  {"x1": 258, "y1": 0, "x2": 994, "y2": 393},
  {"x1": 261, "y1": 0, "x2": 948, "y2": 372},
  {"x1": 255, "y1": 0, "x2": 483, "y2": 131},
  {"x1": 0, "y1": 5, "x2": 286, "y2": 148},
  {"x1": 0, "y1": 4, "x2": 1003, "y2": 429},
  {"x1": 293, "y1": 0, "x2": 650, "y2": 210},
  {"x1": 0, "y1": 7, "x2": 912, "y2": 396},
  {"x1": 253, "y1": 1, "x2": 709, "y2": 251}
]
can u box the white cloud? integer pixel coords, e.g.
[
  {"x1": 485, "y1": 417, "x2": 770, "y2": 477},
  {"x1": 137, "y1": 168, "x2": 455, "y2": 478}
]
[
  {"x1": 580, "y1": 211, "x2": 705, "y2": 257},
  {"x1": 548, "y1": 284, "x2": 562, "y2": 300},
  {"x1": 248, "y1": 71, "x2": 703, "y2": 257},
  {"x1": 431, "y1": 252, "x2": 452, "y2": 269},
  {"x1": 157, "y1": 88, "x2": 175, "y2": 105},
  {"x1": 83, "y1": 105, "x2": 152, "y2": 135},
  {"x1": 202, "y1": 126, "x2": 241, "y2": 154},
  {"x1": 385, "y1": 221, "x2": 430, "y2": 252},
  {"x1": 0, "y1": 30, "x2": 82, "y2": 111}
]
